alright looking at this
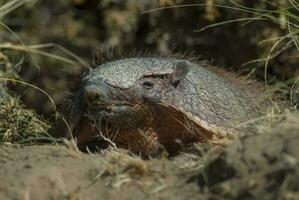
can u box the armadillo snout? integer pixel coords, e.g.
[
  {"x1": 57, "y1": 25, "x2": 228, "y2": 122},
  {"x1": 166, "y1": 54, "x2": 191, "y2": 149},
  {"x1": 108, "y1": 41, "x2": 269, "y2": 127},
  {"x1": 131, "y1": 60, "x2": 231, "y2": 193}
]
[{"x1": 83, "y1": 84, "x2": 110, "y2": 108}]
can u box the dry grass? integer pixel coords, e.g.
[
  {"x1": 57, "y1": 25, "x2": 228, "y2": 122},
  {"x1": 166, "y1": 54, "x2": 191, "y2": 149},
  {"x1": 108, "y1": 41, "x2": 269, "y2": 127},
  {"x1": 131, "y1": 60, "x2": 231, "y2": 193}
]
[
  {"x1": 93, "y1": 149, "x2": 149, "y2": 188},
  {"x1": 0, "y1": 0, "x2": 84, "y2": 145},
  {"x1": 0, "y1": 92, "x2": 51, "y2": 143}
]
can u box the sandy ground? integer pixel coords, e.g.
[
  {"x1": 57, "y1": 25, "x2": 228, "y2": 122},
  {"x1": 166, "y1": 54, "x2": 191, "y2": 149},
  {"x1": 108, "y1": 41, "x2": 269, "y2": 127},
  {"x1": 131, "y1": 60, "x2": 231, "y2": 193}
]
[
  {"x1": 0, "y1": 114, "x2": 299, "y2": 200},
  {"x1": 0, "y1": 144, "x2": 202, "y2": 200}
]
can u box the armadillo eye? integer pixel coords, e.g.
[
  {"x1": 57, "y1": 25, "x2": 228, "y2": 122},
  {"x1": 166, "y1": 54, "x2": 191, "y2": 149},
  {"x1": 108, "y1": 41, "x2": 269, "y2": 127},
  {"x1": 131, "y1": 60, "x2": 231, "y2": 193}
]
[{"x1": 142, "y1": 81, "x2": 154, "y2": 90}]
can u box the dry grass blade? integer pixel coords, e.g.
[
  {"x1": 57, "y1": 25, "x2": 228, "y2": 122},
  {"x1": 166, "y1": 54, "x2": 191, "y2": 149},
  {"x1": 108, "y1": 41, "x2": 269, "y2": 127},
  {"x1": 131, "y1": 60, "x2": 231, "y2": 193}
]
[
  {"x1": 142, "y1": 3, "x2": 259, "y2": 15},
  {"x1": 62, "y1": 137, "x2": 81, "y2": 154},
  {"x1": 0, "y1": 77, "x2": 56, "y2": 111},
  {"x1": 288, "y1": 0, "x2": 299, "y2": 12},
  {"x1": 0, "y1": 21, "x2": 41, "y2": 70},
  {"x1": 0, "y1": 43, "x2": 85, "y2": 66},
  {"x1": 194, "y1": 17, "x2": 267, "y2": 32},
  {"x1": 290, "y1": 77, "x2": 299, "y2": 106},
  {"x1": 230, "y1": 0, "x2": 283, "y2": 14},
  {"x1": 242, "y1": 40, "x2": 294, "y2": 66},
  {"x1": 27, "y1": 43, "x2": 88, "y2": 67},
  {"x1": 94, "y1": 120, "x2": 117, "y2": 148},
  {"x1": 264, "y1": 36, "x2": 291, "y2": 89},
  {"x1": 288, "y1": 20, "x2": 299, "y2": 50},
  {"x1": 0, "y1": 0, "x2": 31, "y2": 19}
]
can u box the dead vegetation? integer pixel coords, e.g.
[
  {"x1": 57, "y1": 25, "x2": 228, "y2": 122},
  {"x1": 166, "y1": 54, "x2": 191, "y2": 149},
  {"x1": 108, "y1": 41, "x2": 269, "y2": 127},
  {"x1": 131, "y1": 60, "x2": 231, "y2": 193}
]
[
  {"x1": 0, "y1": 93, "x2": 50, "y2": 143},
  {"x1": 0, "y1": 50, "x2": 51, "y2": 144}
]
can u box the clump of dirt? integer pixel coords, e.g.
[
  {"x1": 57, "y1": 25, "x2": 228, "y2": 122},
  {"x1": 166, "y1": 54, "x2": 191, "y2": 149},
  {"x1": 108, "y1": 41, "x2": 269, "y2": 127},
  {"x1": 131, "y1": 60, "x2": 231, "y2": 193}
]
[{"x1": 194, "y1": 113, "x2": 299, "y2": 200}]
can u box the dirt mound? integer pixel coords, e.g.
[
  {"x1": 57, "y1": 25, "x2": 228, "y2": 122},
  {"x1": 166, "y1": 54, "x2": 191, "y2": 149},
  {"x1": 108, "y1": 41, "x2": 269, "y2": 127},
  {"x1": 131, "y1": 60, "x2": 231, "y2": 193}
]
[
  {"x1": 195, "y1": 114, "x2": 299, "y2": 200},
  {"x1": 1, "y1": 114, "x2": 299, "y2": 200}
]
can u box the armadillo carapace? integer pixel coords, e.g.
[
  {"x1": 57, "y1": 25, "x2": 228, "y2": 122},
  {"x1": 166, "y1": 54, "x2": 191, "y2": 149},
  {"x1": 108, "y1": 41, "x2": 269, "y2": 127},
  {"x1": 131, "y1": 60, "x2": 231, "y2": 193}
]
[{"x1": 70, "y1": 57, "x2": 258, "y2": 156}]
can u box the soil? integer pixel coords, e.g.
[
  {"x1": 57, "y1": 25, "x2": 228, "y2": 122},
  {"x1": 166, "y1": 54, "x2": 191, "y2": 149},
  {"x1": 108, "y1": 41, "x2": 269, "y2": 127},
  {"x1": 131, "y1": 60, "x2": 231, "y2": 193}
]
[
  {"x1": 195, "y1": 121, "x2": 299, "y2": 200},
  {"x1": 0, "y1": 144, "x2": 201, "y2": 200},
  {"x1": 1, "y1": 114, "x2": 299, "y2": 200}
]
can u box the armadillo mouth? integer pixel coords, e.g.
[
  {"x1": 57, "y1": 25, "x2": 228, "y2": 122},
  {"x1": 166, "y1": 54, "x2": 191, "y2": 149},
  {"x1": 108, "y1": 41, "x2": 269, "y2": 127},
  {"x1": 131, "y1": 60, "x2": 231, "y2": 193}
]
[
  {"x1": 85, "y1": 105, "x2": 140, "y2": 126},
  {"x1": 88, "y1": 105, "x2": 131, "y2": 114},
  {"x1": 83, "y1": 102, "x2": 153, "y2": 131},
  {"x1": 84, "y1": 104, "x2": 134, "y2": 119},
  {"x1": 86, "y1": 101, "x2": 134, "y2": 112},
  {"x1": 95, "y1": 101, "x2": 133, "y2": 107}
]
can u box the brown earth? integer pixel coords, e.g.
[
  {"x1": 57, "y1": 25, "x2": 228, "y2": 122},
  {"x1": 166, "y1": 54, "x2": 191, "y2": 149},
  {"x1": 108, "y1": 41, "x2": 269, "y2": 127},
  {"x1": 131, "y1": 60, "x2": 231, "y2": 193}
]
[
  {"x1": 0, "y1": 113, "x2": 299, "y2": 200},
  {"x1": 0, "y1": 144, "x2": 202, "y2": 200}
]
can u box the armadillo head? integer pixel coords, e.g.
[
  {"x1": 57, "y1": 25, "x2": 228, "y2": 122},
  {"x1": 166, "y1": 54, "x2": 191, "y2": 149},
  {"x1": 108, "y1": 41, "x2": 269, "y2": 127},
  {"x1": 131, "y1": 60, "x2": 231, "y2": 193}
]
[
  {"x1": 79, "y1": 79, "x2": 155, "y2": 129},
  {"x1": 76, "y1": 60, "x2": 191, "y2": 128},
  {"x1": 71, "y1": 59, "x2": 194, "y2": 152}
]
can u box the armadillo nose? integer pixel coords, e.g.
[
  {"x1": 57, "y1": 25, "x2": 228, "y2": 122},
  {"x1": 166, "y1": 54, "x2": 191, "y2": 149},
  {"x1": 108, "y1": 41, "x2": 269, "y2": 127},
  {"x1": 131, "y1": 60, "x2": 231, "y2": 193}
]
[{"x1": 83, "y1": 84, "x2": 108, "y2": 108}]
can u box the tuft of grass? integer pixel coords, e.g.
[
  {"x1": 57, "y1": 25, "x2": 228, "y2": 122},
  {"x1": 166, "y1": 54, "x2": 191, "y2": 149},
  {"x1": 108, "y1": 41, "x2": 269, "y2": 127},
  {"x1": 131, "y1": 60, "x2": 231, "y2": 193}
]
[{"x1": 0, "y1": 90, "x2": 51, "y2": 144}]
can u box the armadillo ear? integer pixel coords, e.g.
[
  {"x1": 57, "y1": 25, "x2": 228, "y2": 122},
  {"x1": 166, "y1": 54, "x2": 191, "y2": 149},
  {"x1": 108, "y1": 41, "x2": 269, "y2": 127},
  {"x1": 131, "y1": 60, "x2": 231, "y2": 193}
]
[{"x1": 169, "y1": 61, "x2": 191, "y2": 86}]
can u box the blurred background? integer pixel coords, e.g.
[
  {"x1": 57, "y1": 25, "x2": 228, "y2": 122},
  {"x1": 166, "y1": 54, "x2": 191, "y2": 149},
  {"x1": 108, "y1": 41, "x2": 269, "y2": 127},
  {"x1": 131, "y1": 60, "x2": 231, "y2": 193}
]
[{"x1": 1, "y1": 0, "x2": 298, "y2": 118}]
